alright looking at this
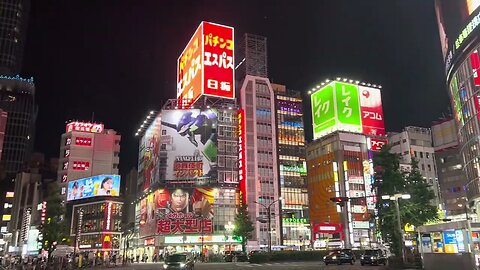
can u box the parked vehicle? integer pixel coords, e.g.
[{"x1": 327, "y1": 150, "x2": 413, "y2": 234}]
[
  {"x1": 163, "y1": 253, "x2": 195, "y2": 270},
  {"x1": 224, "y1": 251, "x2": 248, "y2": 262},
  {"x1": 323, "y1": 249, "x2": 355, "y2": 265},
  {"x1": 360, "y1": 249, "x2": 387, "y2": 266}
]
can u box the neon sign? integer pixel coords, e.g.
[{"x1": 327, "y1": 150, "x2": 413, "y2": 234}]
[
  {"x1": 66, "y1": 122, "x2": 104, "y2": 133},
  {"x1": 238, "y1": 110, "x2": 246, "y2": 205}
]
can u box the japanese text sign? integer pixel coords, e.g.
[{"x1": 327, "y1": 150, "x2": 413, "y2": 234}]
[
  {"x1": 66, "y1": 122, "x2": 104, "y2": 134},
  {"x1": 359, "y1": 86, "x2": 385, "y2": 136},
  {"x1": 311, "y1": 81, "x2": 366, "y2": 140},
  {"x1": 177, "y1": 22, "x2": 234, "y2": 109}
]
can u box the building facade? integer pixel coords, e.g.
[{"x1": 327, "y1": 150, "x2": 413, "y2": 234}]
[
  {"x1": 436, "y1": 1, "x2": 480, "y2": 211},
  {"x1": 135, "y1": 100, "x2": 240, "y2": 260},
  {"x1": 388, "y1": 127, "x2": 442, "y2": 209},
  {"x1": 0, "y1": 0, "x2": 30, "y2": 75},
  {"x1": 238, "y1": 75, "x2": 281, "y2": 250},
  {"x1": 272, "y1": 83, "x2": 310, "y2": 248},
  {"x1": 432, "y1": 118, "x2": 468, "y2": 218},
  {"x1": 56, "y1": 122, "x2": 120, "y2": 201},
  {"x1": 306, "y1": 132, "x2": 374, "y2": 249}
]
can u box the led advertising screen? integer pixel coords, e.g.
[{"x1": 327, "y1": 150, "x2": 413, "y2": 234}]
[
  {"x1": 139, "y1": 113, "x2": 162, "y2": 192},
  {"x1": 238, "y1": 109, "x2": 246, "y2": 206},
  {"x1": 311, "y1": 81, "x2": 364, "y2": 140},
  {"x1": 359, "y1": 86, "x2": 385, "y2": 136},
  {"x1": 160, "y1": 109, "x2": 217, "y2": 182},
  {"x1": 177, "y1": 22, "x2": 234, "y2": 108},
  {"x1": 138, "y1": 188, "x2": 215, "y2": 236},
  {"x1": 67, "y1": 175, "x2": 120, "y2": 201}
]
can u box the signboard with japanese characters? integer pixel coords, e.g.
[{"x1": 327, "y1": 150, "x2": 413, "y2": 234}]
[
  {"x1": 66, "y1": 122, "x2": 104, "y2": 134},
  {"x1": 177, "y1": 21, "x2": 234, "y2": 109},
  {"x1": 138, "y1": 187, "x2": 216, "y2": 236},
  {"x1": 311, "y1": 81, "x2": 384, "y2": 140},
  {"x1": 359, "y1": 86, "x2": 385, "y2": 136}
]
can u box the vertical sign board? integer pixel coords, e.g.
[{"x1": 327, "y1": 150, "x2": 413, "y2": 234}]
[
  {"x1": 311, "y1": 84, "x2": 336, "y2": 140},
  {"x1": 177, "y1": 22, "x2": 235, "y2": 109},
  {"x1": 177, "y1": 24, "x2": 203, "y2": 108},
  {"x1": 335, "y1": 82, "x2": 362, "y2": 134},
  {"x1": 359, "y1": 86, "x2": 385, "y2": 136},
  {"x1": 202, "y1": 22, "x2": 235, "y2": 99},
  {"x1": 238, "y1": 110, "x2": 246, "y2": 206}
]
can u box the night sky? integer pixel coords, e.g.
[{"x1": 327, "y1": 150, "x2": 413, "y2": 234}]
[{"x1": 21, "y1": 0, "x2": 449, "y2": 175}]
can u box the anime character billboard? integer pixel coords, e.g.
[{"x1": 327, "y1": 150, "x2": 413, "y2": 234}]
[{"x1": 160, "y1": 109, "x2": 217, "y2": 182}]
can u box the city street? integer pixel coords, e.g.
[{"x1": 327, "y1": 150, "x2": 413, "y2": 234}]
[{"x1": 97, "y1": 261, "x2": 389, "y2": 269}]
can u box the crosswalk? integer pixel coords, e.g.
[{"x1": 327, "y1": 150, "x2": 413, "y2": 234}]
[{"x1": 235, "y1": 262, "x2": 319, "y2": 268}]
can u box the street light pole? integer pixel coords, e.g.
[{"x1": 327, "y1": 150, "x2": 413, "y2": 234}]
[
  {"x1": 393, "y1": 197, "x2": 406, "y2": 265},
  {"x1": 381, "y1": 193, "x2": 410, "y2": 265},
  {"x1": 254, "y1": 198, "x2": 282, "y2": 253}
]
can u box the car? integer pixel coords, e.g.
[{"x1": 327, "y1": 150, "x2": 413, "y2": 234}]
[
  {"x1": 163, "y1": 253, "x2": 195, "y2": 270},
  {"x1": 224, "y1": 251, "x2": 248, "y2": 262},
  {"x1": 248, "y1": 250, "x2": 264, "y2": 258},
  {"x1": 323, "y1": 249, "x2": 355, "y2": 265},
  {"x1": 360, "y1": 249, "x2": 387, "y2": 266}
]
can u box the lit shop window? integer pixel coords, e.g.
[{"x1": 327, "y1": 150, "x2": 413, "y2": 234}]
[
  {"x1": 73, "y1": 161, "x2": 90, "y2": 171},
  {"x1": 75, "y1": 137, "x2": 92, "y2": 146}
]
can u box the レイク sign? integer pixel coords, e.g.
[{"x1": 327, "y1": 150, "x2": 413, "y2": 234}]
[
  {"x1": 177, "y1": 22, "x2": 234, "y2": 109},
  {"x1": 66, "y1": 122, "x2": 104, "y2": 133}
]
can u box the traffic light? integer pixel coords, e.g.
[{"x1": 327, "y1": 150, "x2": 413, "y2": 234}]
[{"x1": 330, "y1": 197, "x2": 349, "y2": 206}]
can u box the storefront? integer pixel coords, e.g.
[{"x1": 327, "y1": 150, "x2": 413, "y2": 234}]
[
  {"x1": 71, "y1": 200, "x2": 124, "y2": 254},
  {"x1": 418, "y1": 221, "x2": 480, "y2": 270}
]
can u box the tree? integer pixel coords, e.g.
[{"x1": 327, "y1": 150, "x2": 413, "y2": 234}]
[
  {"x1": 233, "y1": 203, "x2": 254, "y2": 252},
  {"x1": 374, "y1": 145, "x2": 437, "y2": 257},
  {"x1": 39, "y1": 182, "x2": 70, "y2": 259}
]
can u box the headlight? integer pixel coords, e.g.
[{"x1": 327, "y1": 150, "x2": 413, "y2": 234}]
[
  {"x1": 332, "y1": 256, "x2": 337, "y2": 259},
  {"x1": 163, "y1": 264, "x2": 168, "y2": 269},
  {"x1": 323, "y1": 256, "x2": 326, "y2": 260},
  {"x1": 372, "y1": 256, "x2": 377, "y2": 260},
  {"x1": 361, "y1": 255, "x2": 364, "y2": 259},
  {"x1": 180, "y1": 263, "x2": 186, "y2": 268}
]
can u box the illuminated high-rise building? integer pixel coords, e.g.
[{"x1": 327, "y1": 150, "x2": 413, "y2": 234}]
[
  {"x1": 0, "y1": 0, "x2": 30, "y2": 75},
  {"x1": 306, "y1": 79, "x2": 386, "y2": 249},
  {"x1": 272, "y1": 83, "x2": 310, "y2": 248}
]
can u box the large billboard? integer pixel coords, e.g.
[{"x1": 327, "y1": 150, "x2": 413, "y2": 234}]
[
  {"x1": 66, "y1": 121, "x2": 104, "y2": 133},
  {"x1": 160, "y1": 109, "x2": 217, "y2": 182},
  {"x1": 177, "y1": 22, "x2": 234, "y2": 108},
  {"x1": 67, "y1": 175, "x2": 121, "y2": 201},
  {"x1": 138, "y1": 188, "x2": 215, "y2": 236},
  {"x1": 311, "y1": 81, "x2": 367, "y2": 140},
  {"x1": 359, "y1": 86, "x2": 385, "y2": 136},
  {"x1": 139, "y1": 113, "x2": 162, "y2": 192}
]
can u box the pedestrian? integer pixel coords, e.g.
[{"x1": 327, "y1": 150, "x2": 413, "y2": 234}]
[
  {"x1": 136, "y1": 255, "x2": 140, "y2": 263},
  {"x1": 153, "y1": 253, "x2": 157, "y2": 263}
]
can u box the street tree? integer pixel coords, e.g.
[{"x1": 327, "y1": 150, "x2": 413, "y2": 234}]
[
  {"x1": 233, "y1": 203, "x2": 254, "y2": 252},
  {"x1": 39, "y1": 182, "x2": 70, "y2": 258},
  {"x1": 374, "y1": 144, "x2": 437, "y2": 257}
]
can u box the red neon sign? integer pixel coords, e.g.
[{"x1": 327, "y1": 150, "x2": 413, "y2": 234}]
[
  {"x1": 177, "y1": 22, "x2": 234, "y2": 109},
  {"x1": 202, "y1": 22, "x2": 234, "y2": 99},
  {"x1": 66, "y1": 122, "x2": 104, "y2": 134},
  {"x1": 75, "y1": 137, "x2": 92, "y2": 146},
  {"x1": 369, "y1": 138, "x2": 388, "y2": 152},
  {"x1": 72, "y1": 161, "x2": 90, "y2": 171},
  {"x1": 359, "y1": 86, "x2": 385, "y2": 136},
  {"x1": 238, "y1": 110, "x2": 246, "y2": 205}
]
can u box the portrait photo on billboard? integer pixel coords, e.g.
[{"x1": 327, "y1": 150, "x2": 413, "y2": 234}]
[
  {"x1": 160, "y1": 109, "x2": 217, "y2": 182},
  {"x1": 67, "y1": 175, "x2": 120, "y2": 201},
  {"x1": 137, "y1": 187, "x2": 216, "y2": 235}
]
